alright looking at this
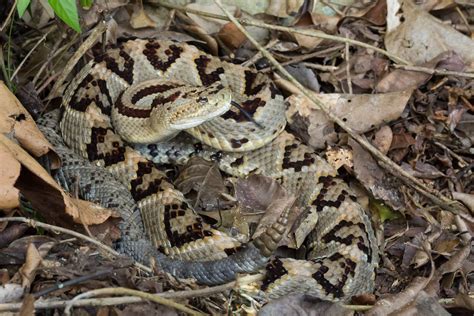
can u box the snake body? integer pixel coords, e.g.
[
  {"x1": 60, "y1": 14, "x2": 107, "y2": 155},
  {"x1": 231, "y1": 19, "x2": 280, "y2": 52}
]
[{"x1": 44, "y1": 38, "x2": 378, "y2": 301}]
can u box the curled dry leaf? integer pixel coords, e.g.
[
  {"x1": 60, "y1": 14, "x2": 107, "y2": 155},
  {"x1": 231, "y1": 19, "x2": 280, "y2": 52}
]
[
  {"x1": 373, "y1": 125, "x2": 393, "y2": 155},
  {"x1": 234, "y1": 175, "x2": 296, "y2": 243},
  {"x1": 385, "y1": 0, "x2": 474, "y2": 66},
  {"x1": 286, "y1": 90, "x2": 411, "y2": 149},
  {"x1": 174, "y1": 156, "x2": 230, "y2": 211},
  {"x1": 18, "y1": 243, "x2": 44, "y2": 289},
  {"x1": 452, "y1": 192, "x2": 474, "y2": 213}
]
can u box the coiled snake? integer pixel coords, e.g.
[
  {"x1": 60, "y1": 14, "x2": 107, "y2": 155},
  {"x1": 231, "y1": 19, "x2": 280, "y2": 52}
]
[{"x1": 39, "y1": 38, "x2": 378, "y2": 301}]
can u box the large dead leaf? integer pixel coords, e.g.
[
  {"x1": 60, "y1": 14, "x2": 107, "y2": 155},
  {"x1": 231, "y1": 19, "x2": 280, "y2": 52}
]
[
  {"x1": 385, "y1": 0, "x2": 474, "y2": 67},
  {"x1": 286, "y1": 90, "x2": 412, "y2": 149},
  {"x1": 174, "y1": 156, "x2": 231, "y2": 211}
]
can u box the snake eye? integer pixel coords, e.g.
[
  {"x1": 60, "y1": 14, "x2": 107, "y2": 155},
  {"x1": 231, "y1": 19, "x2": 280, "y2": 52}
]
[{"x1": 197, "y1": 96, "x2": 208, "y2": 104}]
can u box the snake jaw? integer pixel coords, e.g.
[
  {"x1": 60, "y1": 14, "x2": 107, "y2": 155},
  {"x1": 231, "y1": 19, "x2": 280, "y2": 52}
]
[{"x1": 168, "y1": 86, "x2": 232, "y2": 130}]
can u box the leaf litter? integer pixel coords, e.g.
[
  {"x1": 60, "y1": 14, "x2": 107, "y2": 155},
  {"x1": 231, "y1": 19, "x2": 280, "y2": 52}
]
[{"x1": 0, "y1": 0, "x2": 473, "y2": 314}]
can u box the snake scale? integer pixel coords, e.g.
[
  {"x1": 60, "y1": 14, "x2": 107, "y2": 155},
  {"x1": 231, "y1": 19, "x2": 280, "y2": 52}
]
[{"x1": 39, "y1": 38, "x2": 378, "y2": 301}]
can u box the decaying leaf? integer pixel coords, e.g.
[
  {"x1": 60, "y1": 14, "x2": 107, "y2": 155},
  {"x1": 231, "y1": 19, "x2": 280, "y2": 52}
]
[
  {"x1": 286, "y1": 90, "x2": 411, "y2": 149},
  {"x1": 235, "y1": 175, "x2": 296, "y2": 244},
  {"x1": 130, "y1": 2, "x2": 157, "y2": 29},
  {"x1": 0, "y1": 148, "x2": 21, "y2": 209},
  {"x1": 175, "y1": 156, "x2": 231, "y2": 211},
  {"x1": 385, "y1": 0, "x2": 474, "y2": 66},
  {"x1": 350, "y1": 138, "x2": 404, "y2": 210},
  {"x1": 259, "y1": 294, "x2": 353, "y2": 316}
]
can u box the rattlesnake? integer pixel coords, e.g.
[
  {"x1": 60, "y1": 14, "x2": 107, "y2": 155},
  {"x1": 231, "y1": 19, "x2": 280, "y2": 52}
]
[{"x1": 40, "y1": 38, "x2": 378, "y2": 301}]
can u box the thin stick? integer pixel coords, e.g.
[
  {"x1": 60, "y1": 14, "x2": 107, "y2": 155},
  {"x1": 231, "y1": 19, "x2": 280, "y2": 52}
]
[
  {"x1": 0, "y1": 274, "x2": 263, "y2": 312},
  {"x1": 0, "y1": 0, "x2": 17, "y2": 32},
  {"x1": 10, "y1": 31, "x2": 50, "y2": 80},
  {"x1": 344, "y1": 35, "x2": 352, "y2": 94},
  {"x1": 392, "y1": 64, "x2": 474, "y2": 79},
  {"x1": 212, "y1": 0, "x2": 467, "y2": 215},
  {"x1": 152, "y1": 0, "x2": 408, "y2": 64},
  {"x1": 64, "y1": 287, "x2": 204, "y2": 316},
  {"x1": 0, "y1": 217, "x2": 152, "y2": 273}
]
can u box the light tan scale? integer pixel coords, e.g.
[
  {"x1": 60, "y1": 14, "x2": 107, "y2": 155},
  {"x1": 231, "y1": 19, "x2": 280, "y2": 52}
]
[{"x1": 59, "y1": 38, "x2": 378, "y2": 301}]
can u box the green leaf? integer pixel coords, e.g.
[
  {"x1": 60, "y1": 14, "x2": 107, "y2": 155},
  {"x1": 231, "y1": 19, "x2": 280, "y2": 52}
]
[
  {"x1": 80, "y1": 0, "x2": 93, "y2": 9},
  {"x1": 48, "y1": 0, "x2": 81, "y2": 33},
  {"x1": 17, "y1": 0, "x2": 31, "y2": 17},
  {"x1": 370, "y1": 199, "x2": 400, "y2": 223}
]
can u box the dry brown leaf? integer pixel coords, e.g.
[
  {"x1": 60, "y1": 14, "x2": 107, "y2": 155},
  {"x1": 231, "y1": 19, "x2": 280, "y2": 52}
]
[
  {"x1": 18, "y1": 243, "x2": 42, "y2": 289},
  {"x1": 452, "y1": 293, "x2": 474, "y2": 311},
  {"x1": 130, "y1": 2, "x2": 157, "y2": 29},
  {"x1": 0, "y1": 134, "x2": 96, "y2": 232},
  {"x1": 218, "y1": 22, "x2": 246, "y2": 50},
  {"x1": 18, "y1": 293, "x2": 35, "y2": 316},
  {"x1": 73, "y1": 198, "x2": 118, "y2": 226},
  {"x1": 0, "y1": 82, "x2": 56, "y2": 160},
  {"x1": 0, "y1": 148, "x2": 21, "y2": 209},
  {"x1": 452, "y1": 192, "x2": 474, "y2": 213},
  {"x1": 350, "y1": 138, "x2": 404, "y2": 210},
  {"x1": 286, "y1": 90, "x2": 411, "y2": 149},
  {"x1": 234, "y1": 175, "x2": 296, "y2": 245},
  {"x1": 373, "y1": 125, "x2": 393, "y2": 155},
  {"x1": 266, "y1": 0, "x2": 304, "y2": 18},
  {"x1": 174, "y1": 156, "x2": 230, "y2": 211},
  {"x1": 376, "y1": 51, "x2": 464, "y2": 93},
  {"x1": 385, "y1": 0, "x2": 474, "y2": 67}
]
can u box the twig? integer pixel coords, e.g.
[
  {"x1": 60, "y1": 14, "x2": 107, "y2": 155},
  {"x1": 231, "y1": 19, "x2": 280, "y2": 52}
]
[
  {"x1": 261, "y1": 44, "x2": 345, "y2": 72},
  {"x1": 32, "y1": 34, "x2": 65, "y2": 87},
  {"x1": 344, "y1": 35, "x2": 352, "y2": 94},
  {"x1": 0, "y1": 274, "x2": 263, "y2": 312},
  {"x1": 0, "y1": 217, "x2": 152, "y2": 273},
  {"x1": 64, "y1": 287, "x2": 204, "y2": 316},
  {"x1": 153, "y1": 0, "x2": 408, "y2": 64},
  {"x1": 0, "y1": 0, "x2": 17, "y2": 32},
  {"x1": 392, "y1": 64, "x2": 474, "y2": 79},
  {"x1": 301, "y1": 62, "x2": 338, "y2": 71},
  {"x1": 10, "y1": 31, "x2": 50, "y2": 81},
  {"x1": 433, "y1": 141, "x2": 468, "y2": 168},
  {"x1": 212, "y1": 0, "x2": 467, "y2": 216}
]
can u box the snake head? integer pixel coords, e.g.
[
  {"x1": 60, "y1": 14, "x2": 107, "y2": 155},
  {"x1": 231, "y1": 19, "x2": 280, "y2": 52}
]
[{"x1": 167, "y1": 82, "x2": 232, "y2": 130}]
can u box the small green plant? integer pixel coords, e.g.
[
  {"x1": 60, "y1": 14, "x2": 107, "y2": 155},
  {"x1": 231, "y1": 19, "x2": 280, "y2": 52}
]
[{"x1": 17, "y1": 0, "x2": 82, "y2": 32}]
